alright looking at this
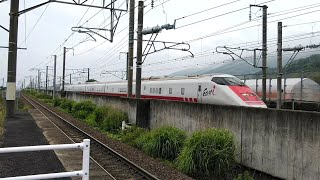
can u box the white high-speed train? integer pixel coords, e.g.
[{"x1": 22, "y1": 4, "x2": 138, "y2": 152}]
[{"x1": 63, "y1": 74, "x2": 267, "y2": 108}]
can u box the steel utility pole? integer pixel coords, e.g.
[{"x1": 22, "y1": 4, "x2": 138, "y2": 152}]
[
  {"x1": 250, "y1": 4, "x2": 268, "y2": 102},
  {"x1": 46, "y1": 66, "x2": 48, "y2": 94},
  {"x1": 276, "y1": 22, "x2": 282, "y2": 109},
  {"x1": 125, "y1": 52, "x2": 128, "y2": 80},
  {"x1": 62, "y1": 47, "x2": 66, "y2": 97},
  {"x1": 53, "y1": 55, "x2": 57, "y2": 99},
  {"x1": 127, "y1": 0, "x2": 135, "y2": 97},
  {"x1": 29, "y1": 76, "x2": 32, "y2": 90},
  {"x1": 37, "y1": 69, "x2": 40, "y2": 91},
  {"x1": 87, "y1": 68, "x2": 90, "y2": 81},
  {"x1": 6, "y1": 0, "x2": 19, "y2": 117},
  {"x1": 62, "y1": 47, "x2": 73, "y2": 97},
  {"x1": 262, "y1": 5, "x2": 268, "y2": 103},
  {"x1": 136, "y1": 1, "x2": 144, "y2": 99}
]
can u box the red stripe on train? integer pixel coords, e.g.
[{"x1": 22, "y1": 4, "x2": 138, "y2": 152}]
[{"x1": 80, "y1": 92, "x2": 194, "y2": 102}]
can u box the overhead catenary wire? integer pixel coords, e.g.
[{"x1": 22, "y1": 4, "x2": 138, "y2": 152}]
[
  {"x1": 98, "y1": 4, "x2": 320, "y2": 79},
  {"x1": 26, "y1": 0, "x2": 320, "y2": 83},
  {"x1": 19, "y1": 3, "x2": 50, "y2": 47},
  {"x1": 175, "y1": 0, "x2": 277, "y2": 29}
]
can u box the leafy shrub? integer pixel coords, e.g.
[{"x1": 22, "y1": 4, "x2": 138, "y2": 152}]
[
  {"x1": 85, "y1": 114, "x2": 98, "y2": 127},
  {"x1": 120, "y1": 126, "x2": 146, "y2": 147},
  {"x1": 176, "y1": 128, "x2": 236, "y2": 179},
  {"x1": 101, "y1": 109, "x2": 128, "y2": 132},
  {"x1": 234, "y1": 171, "x2": 254, "y2": 180},
  {"x1": 59, "y1": 98, "x2": 74, "y2": 113},
  {"x1": 43, "y1": 99, "x2": 53, "y2": 104},
  {"x1": 72, "y1": 101, "x2": 96, "y2": 119},
  {"x1": 135, "y1": 131, "x2": 152, "y2": 149},
  {"x1": 138, "y1": 126, "x2": 187, "y2": 161},
  {"x1": 35, "y1": 92, "x2": 52, "y2": 100},
  {"x1": 53, "y1": 98, "x2": 61, "y2": 107},
  {"x1": 92, "y1": 106, "x2": 111, "y2": 125}
]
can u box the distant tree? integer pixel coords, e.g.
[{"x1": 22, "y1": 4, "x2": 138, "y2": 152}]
[
  {"x1": 254, "y1": 54, "x2": 320, "y2": 84},
  {"x1": 86, "y1": 79, "x2": 97, "y2": 83}
]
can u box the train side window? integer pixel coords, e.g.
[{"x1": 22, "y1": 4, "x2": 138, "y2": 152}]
[
  {"x1": 169, "y1": 88, "x2": 172, "y2": 94},
  {"x1": 159, "y1": 88, "x2": 161, "y2": 94},
  {"x1": 198, "y1": 85, "x2": 201, "y2": 91},
  {"x1": 144, "y1": 86, "x2": 146, "y2": 90},
  {"x1": 153, "y1": 88, "x2": 155, "y2": 94},
  {"x1": 181, "y1": 88, "x2": 185, "y2": 95},
  {"x1": 156, "y1": 88, "x2": 158, "y2": 94},
  {"x1": 150, "y1": 88, "x2": 152, "y2": 93}
]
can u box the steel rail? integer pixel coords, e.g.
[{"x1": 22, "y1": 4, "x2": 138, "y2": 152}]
[{"x1": 22, "y1": 94, "x2": 160, "y2": 180}]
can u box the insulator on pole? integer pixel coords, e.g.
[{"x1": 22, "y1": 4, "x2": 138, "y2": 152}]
[{"x1": 142, "y1": 25, "x2": 162, "y2": 35}]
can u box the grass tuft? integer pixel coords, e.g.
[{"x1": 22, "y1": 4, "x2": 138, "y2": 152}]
[
  {"x1": 119, "y1": 126, "x2": 146, "y2": 147},
  {"x1": 176, "y1": 128, "x2": 236, "y2": 179},
  {"x1": 137, "y1": 126, "x2": 187, "y2": 161}
]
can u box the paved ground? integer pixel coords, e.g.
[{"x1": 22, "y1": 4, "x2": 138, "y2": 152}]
[{"x1": 0, "y1": 111, "x2": 70, "y2": 179}]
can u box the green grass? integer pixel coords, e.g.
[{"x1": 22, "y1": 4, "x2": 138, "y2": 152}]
[
  {"x1": 71, "y1": 100, "x2": 96, "y2": 120},
  {"x1": 59, "y1": 98, "x2": 74, "y2": 113},
  {"x1": 234, "y1": 171, "x2": 254, "y2": 180},
  {"x1": 137, "y1": 126, "x2": 187, "y2": 161},
  {"x1": 176, "y1": 128, "x2": 236, "y2": 179},
  {"x1": 119, "y1": 125, "x2": 147, "y2": 147}
]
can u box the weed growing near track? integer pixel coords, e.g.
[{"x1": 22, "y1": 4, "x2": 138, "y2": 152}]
[
  {"x1": 136, "y1": 126, "x2": 187, "y2": 161},
  {"x1": 176, "y1": 128, "x2": 236, "y2": 179}
]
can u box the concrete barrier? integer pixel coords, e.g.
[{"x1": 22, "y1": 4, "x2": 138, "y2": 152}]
[{"x1": 62, "y1": 92, "x2": 320, "y2": 179}]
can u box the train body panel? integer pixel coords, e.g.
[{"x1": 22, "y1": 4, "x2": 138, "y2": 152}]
[{"x1": 64, "y1": 74, "x2": 267, "y2": 108}]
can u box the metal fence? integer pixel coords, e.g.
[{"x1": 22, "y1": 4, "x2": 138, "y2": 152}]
[{"x1": 0, "y1": 139, "x2": 90, "y2": 180}]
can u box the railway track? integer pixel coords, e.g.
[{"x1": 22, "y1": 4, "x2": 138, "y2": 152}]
[{"x1": 22, "y1": 94, "x2": 160, "y2": 180}]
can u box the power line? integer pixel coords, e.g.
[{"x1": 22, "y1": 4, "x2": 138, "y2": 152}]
[
  {"x1": 175, "y1": 0, "x2": 276, "y2": 29},
  {"x1": 174, "y1": 0, "x2": 241, "y2": 21},
  {"x1": 19, "y1": 3, "x2": 50, "y2": 47}
]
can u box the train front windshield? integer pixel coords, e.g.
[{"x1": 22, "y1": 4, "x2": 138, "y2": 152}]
[{"x1": 211, "y1": 77, "x2": 245, "y2": 86}]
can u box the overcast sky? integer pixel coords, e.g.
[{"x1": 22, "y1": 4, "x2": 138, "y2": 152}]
[{"x1": 1, "y1": 0, "x2": 320, "y2": 87}]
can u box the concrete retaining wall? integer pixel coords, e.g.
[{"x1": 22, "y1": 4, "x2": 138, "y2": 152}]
[
  {"x1": 62, "y1": 92, "x2": 320, "y2": 179},
  {"x1": 149, "y1": 100, "x2": 320, "y2": 180}
]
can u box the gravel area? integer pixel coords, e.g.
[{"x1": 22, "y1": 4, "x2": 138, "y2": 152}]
[{"x1": 28, "y1": 97, "x2": 194, "y2": 180}]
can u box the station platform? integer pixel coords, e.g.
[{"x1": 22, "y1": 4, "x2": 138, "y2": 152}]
[{"x1": 0, "y1": 111, "x2": 70, "y2": 179}]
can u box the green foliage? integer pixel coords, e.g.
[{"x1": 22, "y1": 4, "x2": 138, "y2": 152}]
[
  {"x1": 101, "y1": 108, "x2": 128, "y2": 132},
  {"x1": 119, "y1": 126, "x2": 146, "y2": 147},
  {"x1": 92, "y1": 106, "x2": 110, "y2": 125},
  {"x1": 234, "y1": 171, "x2": 254, "y2": 180},
  {"x1": 135, "y1": 131, "x2": 152, "y2": 149},
  {"x1": 176, "y1": 128, "x2": 236, "y2": 179},
  {"x1": 138, "y1": 126, "x2": 187, "y2": 161},
  {"x1": 42, "y1": 99, "x2": 53, "y2": 104},
  {"x1": 84, "y1": 114, "x2": 99, "y2": 127},
  {"x1": 53, "y1": 98, "x2": 61, "y2": 107},
  {"x1": 71, "y1": 101, "x2": 96, "y2": 119},
  {"x1": 35, "y1": 93, "x2": 52, "y2": 100},
  {"x1": 89, "y1": 106, "x2": 128, "y2": 132},
  {"x1": 59, "y1": 98, "x2": 74, "y2": 113},
  {"x1": 255, "y1": 54, "x2": 320, "y2": 84}
]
